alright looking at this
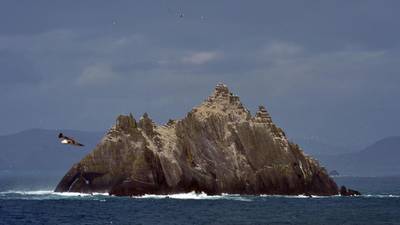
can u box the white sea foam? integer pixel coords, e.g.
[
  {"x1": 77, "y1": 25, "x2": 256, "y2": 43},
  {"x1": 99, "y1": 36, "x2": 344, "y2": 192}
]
[
  {"x1": 0, "y1": 190, "x2": 109, "y2": 200},
  {"x1": 0, "y1": 190, "x2": 108, "y2": 196},
  {"x1": 131, "y1": 191, "x2": 251, "y2": 201},
  {"x1": 0, "y1": 190, "x2": 399, "y2": 200},
  {"x1": 363, "y1": 194, "x2": 400, "y2": 198},
  {"x1": 259, "y1": 194, "x2": 340, "y2": 198},
  {"x1": 0, "y1": 190, "x2": 54, "y2": 195},
  {"x1": 0, "y1": 190, "x2": 251, "y2": 201},
  {"x1": 258, "y1": 194, "x2": 400, "y2": 199}
]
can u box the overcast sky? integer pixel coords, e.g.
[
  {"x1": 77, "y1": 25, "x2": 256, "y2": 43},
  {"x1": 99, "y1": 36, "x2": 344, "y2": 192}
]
[{"x1": 1, "y1": 0, "x2": 399, "y2": 148}]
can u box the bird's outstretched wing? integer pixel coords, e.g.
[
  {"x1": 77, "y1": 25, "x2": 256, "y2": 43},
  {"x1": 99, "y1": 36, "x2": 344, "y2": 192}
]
[
  {"x1": 58, "y1": 133, "x2": 84, "y2": 147},
  {"x1": 68, "y1": 137, "x2": 84, "y2": 146}
]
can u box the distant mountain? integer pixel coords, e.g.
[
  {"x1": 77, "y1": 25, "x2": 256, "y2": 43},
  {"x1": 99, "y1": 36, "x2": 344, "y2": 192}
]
[
  {"x1": 0, "y1": 129, "x2": 103, "y2": 172},
  {"x1": 317, "y1": 137, "x2": 400, "y2": 177},
  {"x1": 294, "y1": 137, "x2": 352, "y2": 155}
]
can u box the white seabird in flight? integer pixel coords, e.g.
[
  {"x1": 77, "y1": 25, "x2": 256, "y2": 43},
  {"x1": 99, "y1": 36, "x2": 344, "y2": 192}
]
[{"x1": 58, "y1": 133, "x2": 84, "y2": 147}]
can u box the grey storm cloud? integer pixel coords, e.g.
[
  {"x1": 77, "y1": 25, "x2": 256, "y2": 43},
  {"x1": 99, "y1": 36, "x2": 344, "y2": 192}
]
[{"x1": 0, "y1": 0, "x2": 400, "y2": 149}]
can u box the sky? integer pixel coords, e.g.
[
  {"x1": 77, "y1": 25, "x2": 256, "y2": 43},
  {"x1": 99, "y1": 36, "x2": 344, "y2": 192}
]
[{"x1": 0, "y1": 0, "x2": 399, "y2": 149}]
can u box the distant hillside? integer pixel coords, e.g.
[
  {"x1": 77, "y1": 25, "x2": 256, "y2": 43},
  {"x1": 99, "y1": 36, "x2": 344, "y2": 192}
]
[
  {"x1": 317, "y1": 137, "x2": 400, "y2": 177},
  {"x1": 294, "y1": 138, "x2": 352, "y2": 155},
  {"x1": 0, "y1": 129, "x2": 103, "y2": 172}
]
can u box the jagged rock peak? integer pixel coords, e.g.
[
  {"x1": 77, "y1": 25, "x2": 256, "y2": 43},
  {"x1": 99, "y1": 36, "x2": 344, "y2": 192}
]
[
  {"x1": 255, "y1": 105, "x2": 272, "y2": 123},
  {"x1": 138, "y1": 112, "x2": 156, "y2": 137},
  {"x1": 208, "y1": 83, "x2": 240, "y2": 104},
  {"x1": 116, "y1": 113, "x2": 137, "y2": 132},
  {"x1": 214, "y1": 82, "x2": 230, "y2": 95},
  {"x1": 196, "y1": 83, "x2": 250, "y2": 121}
]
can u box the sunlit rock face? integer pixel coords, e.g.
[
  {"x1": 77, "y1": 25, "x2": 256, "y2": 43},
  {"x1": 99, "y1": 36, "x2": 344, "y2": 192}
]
[{"x1": 55, "y1": 84, "x2": 338, "y2": 196}]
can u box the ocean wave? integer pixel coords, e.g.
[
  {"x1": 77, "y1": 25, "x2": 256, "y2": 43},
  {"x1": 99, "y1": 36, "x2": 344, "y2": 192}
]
[
  {"x1": 0, "y1": 190, "x2": 109, "y2": 200},
  {"x1": 259, "y1": 194, "x2": 341, "y2": 198},
  {"x1": 362, "y1": 194, "x2": 400, "y2": 198},
  {"x1": 0, "y1": 190, "x2": 251, "y2": 201},
  {"x1": 0, "y1": 190, "x2": 109, "y2": 196},
  {"x1": 262, "y1": 194, "x2": 400, "y2": 198},
  {"x1": 131, "y1": 192, "x2": 251, "y2": 201},
  {"x1": 1, "y1": 190, "x2": 399, "y2": 200}
]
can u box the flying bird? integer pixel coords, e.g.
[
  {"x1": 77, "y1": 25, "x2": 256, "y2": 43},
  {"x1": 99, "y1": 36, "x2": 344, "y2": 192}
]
[
  {"x1": 165, "y1": 4, "x2": 184, "y2": 19},
  {"x1": 58, "y1": 133, "x2": 84, "y2": 147}
]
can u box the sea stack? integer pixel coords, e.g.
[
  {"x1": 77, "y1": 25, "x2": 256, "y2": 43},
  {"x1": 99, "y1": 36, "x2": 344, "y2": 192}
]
[{"x1": 55, "y1": 83, "x2": 339, "y2": 196}]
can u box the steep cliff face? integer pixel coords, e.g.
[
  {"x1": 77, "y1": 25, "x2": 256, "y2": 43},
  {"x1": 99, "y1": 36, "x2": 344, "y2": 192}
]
[{"x1": 55, "y1": 84, "x2": 338, "y2": 196}]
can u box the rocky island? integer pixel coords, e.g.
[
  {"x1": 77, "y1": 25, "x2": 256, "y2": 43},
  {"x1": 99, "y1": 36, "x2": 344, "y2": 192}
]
[{"x1": 56, "y1": 84, "x2": 350, "y2": 196}]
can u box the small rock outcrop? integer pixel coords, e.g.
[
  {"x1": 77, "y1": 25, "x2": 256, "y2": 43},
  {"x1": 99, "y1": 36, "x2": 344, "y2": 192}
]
[
  {"x1": 340, "y1": 186, "x2": 361, "y2": 196},
  {"x1": 55, "y1": 84, "x2": 340, "y2": 196},
  {"x1": 329, "y1": 170, "x2": 340, "y2": 177}
]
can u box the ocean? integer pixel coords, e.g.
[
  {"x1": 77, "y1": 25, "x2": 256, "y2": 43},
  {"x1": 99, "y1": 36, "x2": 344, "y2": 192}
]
[{"x1": 0, "y1": 176, "x2": 399, "y2": 225}]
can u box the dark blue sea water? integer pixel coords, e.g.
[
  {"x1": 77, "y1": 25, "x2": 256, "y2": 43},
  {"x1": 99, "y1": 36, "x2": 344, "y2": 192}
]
[{"x1": 1, "y1": 176, "x2": 399, "y2": 225}]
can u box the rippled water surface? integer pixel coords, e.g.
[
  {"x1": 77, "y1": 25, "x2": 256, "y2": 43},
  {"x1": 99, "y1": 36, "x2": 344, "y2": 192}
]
[{"x1": 0, "y1": 176, "x2": 399, "y2": 225}]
